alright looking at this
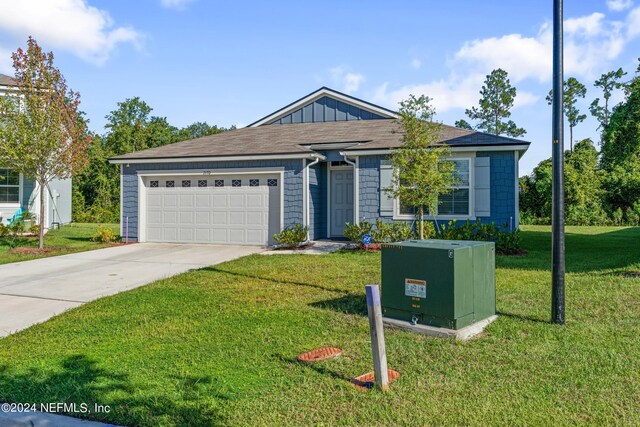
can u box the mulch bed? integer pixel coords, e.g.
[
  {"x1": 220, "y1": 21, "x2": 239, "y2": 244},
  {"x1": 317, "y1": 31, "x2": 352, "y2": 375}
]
[
  {"x1": 274, "y1": 242, "x2": 315, "y2": 251},
  {"x1": 297, "y1": 347, "x2": 342, "y2": 362},
  {"x1": 351, "y1": 369, "x2": 401, "y2": 389},
  {"x1": 8, "y1": 247, "x2": 63, "y2": 255},
  {"x1": 497, "y1": 249, "x2": 528, "y2": 256}
]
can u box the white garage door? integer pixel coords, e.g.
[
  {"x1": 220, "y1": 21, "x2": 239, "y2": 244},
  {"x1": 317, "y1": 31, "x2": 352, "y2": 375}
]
[{"x1": 144, "y1": 174, "x2": 281, "y2": 245}]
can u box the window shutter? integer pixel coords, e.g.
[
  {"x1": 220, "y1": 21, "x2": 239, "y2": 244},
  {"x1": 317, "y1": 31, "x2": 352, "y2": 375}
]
[
  {"x1": 474, "y1": 157, "x2": 491, "y2": 217},
  {"x1": 379, "y1": 161, "x2": 394, "y2": 217}
]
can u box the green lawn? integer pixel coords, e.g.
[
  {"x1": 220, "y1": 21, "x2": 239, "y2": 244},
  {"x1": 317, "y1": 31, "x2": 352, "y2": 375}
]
[
  {"x1": 0, "y1": 226, "x2": 639, "y2": 426},
  {"x1": 0, "y1": 223, "x2": 120, "y2": 265}
]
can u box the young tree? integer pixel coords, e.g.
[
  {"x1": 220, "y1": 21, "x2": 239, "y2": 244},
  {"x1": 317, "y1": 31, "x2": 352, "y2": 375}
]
[
  {"x1": 590, "y1": 68, "x2": 627, "y2": 141},
  {"x1": 465, "y1": 68, "x2": 526, "y2": 137},
  {"x1": 546, "y1": 77, "x2": 587, "y2": 151},
  {"x1": 0, "y1": 37, "x2": 90, "y2": 249},
  {"x1": 386, "y1": 95, "x2": 457, "y2": 239}
]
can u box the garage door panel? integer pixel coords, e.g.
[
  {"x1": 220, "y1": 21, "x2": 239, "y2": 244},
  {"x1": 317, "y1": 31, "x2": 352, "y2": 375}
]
[
  {"x1": 228, "y1": 229, "x2": 245, "y2": 243},
  {"x1": 147, "y1": 210, "x2": 162, "y2": 225},
  {"x1": 212, "y1": 211, "x2": 227, "y2": 225},
  {"x1": 148, "y1": 194, "x2": 162, "y2": 208},
  {"x1": 164, "y1": 195, "x2": 178, "y2": 207},
  {"x1": 229, "y1": 194, "x2": 244, "y2": 208},
  {"x1": 229, "y1": 212, "x2": 245, "y2": 225},
  {"x1": 246, "y1": 229, "x2": 264, "y2": 245},
  {"x1": 195, "y1": 229, "x2": 211, "y2": 242},
  {"x1": 179, "y1": 228, "x2": 194, "y2": 241},
  {"x1": 195, "y1": 194, "x2": 210, "y2": 208},
  {"x1": 195, "y1": 211, "x2": 210, "y2": 225},
  {"x1": 246, "y1": 194, "x2": 264, "y2": 208},
  {"x1": 212, "y1": 194, "x2": 227, "y2": 208},
  {"x1": 246, "y1": 211, "x2": 263, "y2": 225},
  {"x1": 164, "y1": 228, "x2": 177, "y2": 241},
  {"x1": 145, "y1": 174, "x2": 279, "y2": 245},
  {"x1": 179, "y1": 211, "x2": 194, "y2": 225},
  {"x1": 179, "y1": 194, "x2": 195, "y2": 208}
]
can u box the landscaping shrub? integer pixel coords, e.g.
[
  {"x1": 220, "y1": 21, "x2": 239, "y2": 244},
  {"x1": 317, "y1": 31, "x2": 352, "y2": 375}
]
[
  {"x1": 344, "y1": 219, "x2": 417, "y2": 245},
  {"x1": 343, "y1": 221, "x2": 374, "y2": 244},
  {"x1": 273, "y1": 224, "x2": 308, "y2": 247},
  {"x1": 0, "y1": 224, "x2": 9, "y2": 238},
  {"x1": 92, "y1": 225, "x2": 118, "y2": 243},
  {"x1": 439, "y1": 219, "x2": 523, "y2": 255},
  {"x1": 29, "y1": 224, "x2": 41, "y2": 236}
]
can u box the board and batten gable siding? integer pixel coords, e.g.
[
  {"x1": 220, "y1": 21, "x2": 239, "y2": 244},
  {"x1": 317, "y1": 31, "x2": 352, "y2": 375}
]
[
  {"x1": 270, "y1": 96, "x2": 387, "y2": 125},
  {"x1": 121, "y1": 159, "x2": 304, "y2": 242},
  {"x1": 359, "y1": 152, "x2": 517, "y2": 228}
]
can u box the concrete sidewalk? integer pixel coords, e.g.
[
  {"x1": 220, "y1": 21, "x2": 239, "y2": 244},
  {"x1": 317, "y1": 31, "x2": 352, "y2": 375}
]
[{"x1": 0, "y1": 243, "x2": 263, "y2": 338}]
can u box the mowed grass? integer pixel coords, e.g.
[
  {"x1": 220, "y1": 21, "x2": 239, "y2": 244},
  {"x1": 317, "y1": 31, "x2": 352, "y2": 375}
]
[
  {"x1": 0, "y1": 226, "x2": 639, "y2": 426},
  {"x1": 0, "y1": 223, "x2": 120, "y2": 265}
]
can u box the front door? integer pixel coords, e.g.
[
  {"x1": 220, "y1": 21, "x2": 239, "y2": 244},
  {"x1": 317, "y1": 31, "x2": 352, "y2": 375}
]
[{"x1": 330, "y1": 169, "x2": 354, "y2": 237}]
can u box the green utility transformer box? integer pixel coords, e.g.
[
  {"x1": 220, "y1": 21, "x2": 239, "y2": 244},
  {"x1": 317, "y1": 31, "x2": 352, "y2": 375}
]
[{"x1": 381, "y1": 240, "x2": 495, "y2": 330}]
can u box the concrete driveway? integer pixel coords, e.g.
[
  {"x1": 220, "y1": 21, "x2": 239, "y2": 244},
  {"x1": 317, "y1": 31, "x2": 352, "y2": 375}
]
[{"x1": 0, "y1": 243, "x2": 263, "y2": 338}]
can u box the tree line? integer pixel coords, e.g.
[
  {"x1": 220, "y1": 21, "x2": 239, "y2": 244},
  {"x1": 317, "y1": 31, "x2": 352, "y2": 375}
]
[
  {"x1": 456, "y1": 63, "x2": 640, "y2": 226},
  {"x1": 73, "y1": 98, "x2": 234, "y2": 223}
]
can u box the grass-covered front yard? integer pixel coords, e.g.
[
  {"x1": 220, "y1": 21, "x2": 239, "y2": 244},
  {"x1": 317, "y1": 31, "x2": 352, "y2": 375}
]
[
  {"x1": 0, "y1": 223, "x2": 119, "y2": 265},
  {"x1": 0, "y1": 226, "x2": 639, "y2": 426}
]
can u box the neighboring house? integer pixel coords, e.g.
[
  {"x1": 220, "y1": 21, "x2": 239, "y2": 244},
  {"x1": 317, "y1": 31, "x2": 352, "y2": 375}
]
[
  {"x1": 110, "y1": 87, "x2": 530, "y2": 245},
  {"x1": 0, "y1": 73, "x2": 72, "y2": 228}
]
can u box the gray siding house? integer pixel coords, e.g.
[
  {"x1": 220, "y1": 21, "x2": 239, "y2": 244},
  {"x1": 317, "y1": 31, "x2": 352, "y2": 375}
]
[
  {"x1": 0, "y1": 74, "x2": 72, "y2": 229},
  {"x1": 111, "y1": 87, "x2": 530, "y2": 245}
]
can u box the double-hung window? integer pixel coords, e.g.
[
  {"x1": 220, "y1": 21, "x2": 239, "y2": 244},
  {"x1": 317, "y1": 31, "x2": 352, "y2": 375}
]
[
  {"x1": 395, "y1": 158, "x2": 471, "y2": 218},
  {"x1": 0, "y1": 168, "x2": 19, "y2": 203},
  {"x1": 438, "y1": 159, "x2": 470, "y2": 216}
]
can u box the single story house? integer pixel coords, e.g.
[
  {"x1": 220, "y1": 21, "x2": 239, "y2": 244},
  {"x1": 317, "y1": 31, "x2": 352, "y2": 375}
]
[
  {"x1": 110, "y1": 87, "x2": 530, "y2": 245},
  {"x1": 0, "y1": 74, "x2": 72, "y2": 228}
]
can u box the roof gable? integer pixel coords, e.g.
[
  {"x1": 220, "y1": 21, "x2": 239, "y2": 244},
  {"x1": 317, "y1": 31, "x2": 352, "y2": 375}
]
[{"x1": 247, "y1": 87, "x2": 397, "y2": 127}]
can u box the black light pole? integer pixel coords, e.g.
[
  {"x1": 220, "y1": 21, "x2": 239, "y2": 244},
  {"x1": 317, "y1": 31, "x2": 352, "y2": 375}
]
[{"x1": 551, "y1": 0, "x2": 565, "y2": 324}]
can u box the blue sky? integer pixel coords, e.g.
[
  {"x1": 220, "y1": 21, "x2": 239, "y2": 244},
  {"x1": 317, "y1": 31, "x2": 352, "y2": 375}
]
[{"x1": 1, "y1": 0, "x2": 639, "y2": 174}]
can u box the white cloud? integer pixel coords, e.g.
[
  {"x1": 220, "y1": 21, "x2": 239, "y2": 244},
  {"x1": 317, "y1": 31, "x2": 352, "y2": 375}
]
[
  {"x1": 160, "y1": 0, "x2": 195, "y2": 10},
  {"x1": 329, "y1": 66, "x2": 365, "y2": 94},
  {"x1": 372, "y1": 73, "x2": 538, "y2": 114},
  {"x1": 455, "y1": 12, "x2": 626, "y2": 84},
  {"x1": 607, "y1": 0, "x2": 634, "y2": 11},
  {"x1": 627, "y1": 6, "x2": 640, "y2": 38},
  {"x1": 371, "y1": 10, "x2": 636, "y2": 114},
  {"x1": 411, "y1": 58, "x2": 422, "y2": 69},
  {"x1": 0, "y1": 0, "x2": 143, "y2": 66}
]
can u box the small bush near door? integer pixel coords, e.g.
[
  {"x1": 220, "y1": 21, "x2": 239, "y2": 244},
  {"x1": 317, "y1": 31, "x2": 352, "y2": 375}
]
[
  {"x1": 343, "y1": 219, "x2": 418, "y2": 246},
  {"x1": 273, "y1": 224, "x2": 308, "y2": 248}
]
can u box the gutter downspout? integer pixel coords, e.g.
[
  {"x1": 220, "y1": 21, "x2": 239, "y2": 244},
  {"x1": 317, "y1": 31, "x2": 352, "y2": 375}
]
[
  {"x1": 340, "y1": 152, "x2": 359, "y2": 225},
  {"x1": 304, "y1": 155, "x2": 321, "y2": 241}
]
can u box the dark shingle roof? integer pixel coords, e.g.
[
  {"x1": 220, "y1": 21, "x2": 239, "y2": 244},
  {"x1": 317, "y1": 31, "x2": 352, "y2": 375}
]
[
  {"x1": 111, "y1": 119, "x2": 530, "y2": 161},
  {"x1": 0, "y1": 74, "x2": 17, "y2": 86}
]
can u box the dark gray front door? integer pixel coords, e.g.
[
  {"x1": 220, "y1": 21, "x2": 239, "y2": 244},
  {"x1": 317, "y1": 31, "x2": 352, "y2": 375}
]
[{"x1": 330, "y1": 169, "x2": 354, "y2": 237}]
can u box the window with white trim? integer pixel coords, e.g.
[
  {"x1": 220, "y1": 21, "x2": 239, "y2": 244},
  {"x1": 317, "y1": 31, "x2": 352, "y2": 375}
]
[
  {"x1": 396, "y1": 158, "x2": 471, "y2": 218},
  {"x1": 0, "y1": 168, "x2": 19, "y2": 203}
]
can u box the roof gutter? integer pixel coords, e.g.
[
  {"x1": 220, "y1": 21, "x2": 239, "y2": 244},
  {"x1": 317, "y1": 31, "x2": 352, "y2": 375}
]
[
  {"x1": 342, "y1": 144, "x2": 531, "y2": 157},
  {"x1": 109, "y1": 152, "x2": 326, "y2": 165}
]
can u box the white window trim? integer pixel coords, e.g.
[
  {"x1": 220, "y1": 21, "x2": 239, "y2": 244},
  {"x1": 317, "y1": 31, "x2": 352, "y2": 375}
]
[
  {"x1": 0, "y1": 168, "x2": 22, "y2": 207},
  {"x1": 392, "y1": 156, "x2": 476, "y2": 221}
]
